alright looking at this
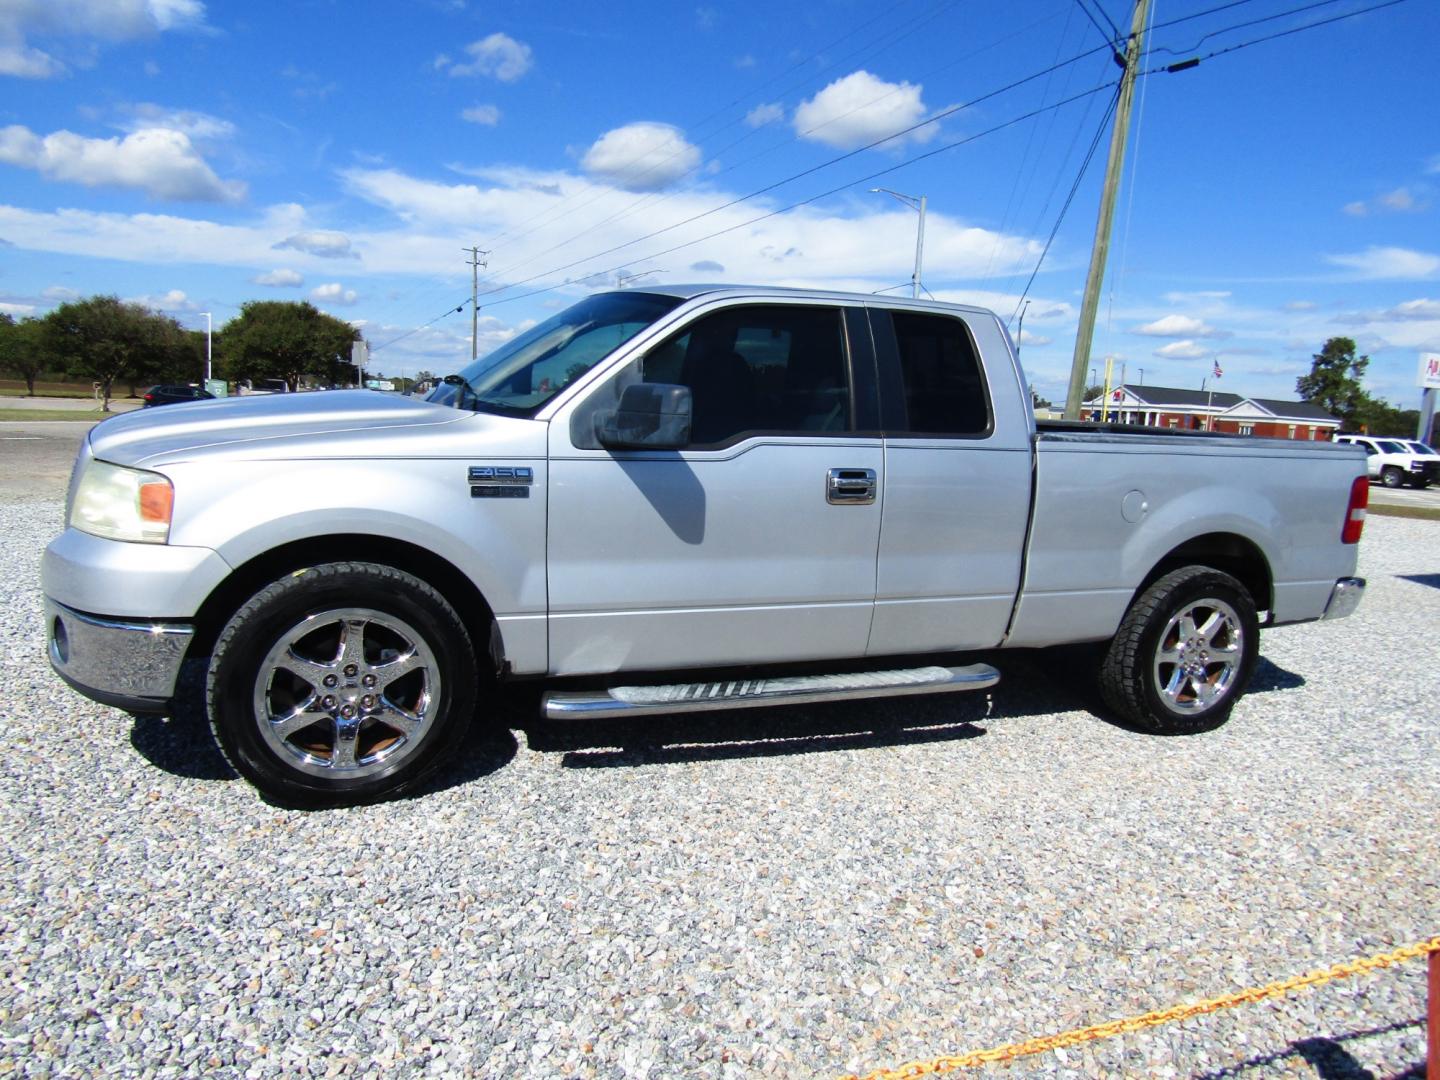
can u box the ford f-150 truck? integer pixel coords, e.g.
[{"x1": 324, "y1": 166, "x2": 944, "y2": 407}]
[{"x1": 42, "y1": 286, "x2": 1370, "y2": 807}]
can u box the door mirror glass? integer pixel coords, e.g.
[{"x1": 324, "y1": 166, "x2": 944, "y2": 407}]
[{"x1": 595, "y1": 383, "x2": 692, "y2": 450}]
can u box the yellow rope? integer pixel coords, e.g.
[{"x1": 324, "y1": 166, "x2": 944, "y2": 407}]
[{"x1": 842, "y1": 936, "x2": 1440, "y2": 1080}]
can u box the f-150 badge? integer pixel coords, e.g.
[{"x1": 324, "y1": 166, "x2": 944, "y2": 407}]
[{"x1": 468, "y1": 465, "x2": 533, "y2": 499}]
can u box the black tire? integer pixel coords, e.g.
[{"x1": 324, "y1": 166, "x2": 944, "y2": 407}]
[
  {"x1": 1099, "y1": 566, "x2": 1259, "y2": 735},
  {"x1": 207, "y1": 562, "x2": 480, "y2": 808},
  {"x1": 1380, "y1": 467, "x2": 1403, "y2": 489}
]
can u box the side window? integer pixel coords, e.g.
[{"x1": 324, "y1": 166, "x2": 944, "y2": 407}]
[
  {"x1": 887, "y1": 311, "x2": 990, "y2": 436},
  {"x1": 640, "y1": 305, "x2": 851, "y2": 447}
]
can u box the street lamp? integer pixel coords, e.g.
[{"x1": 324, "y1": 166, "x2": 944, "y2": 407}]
[
  {"x1": 201, "y1": 312, "x2": 212, "y2": 383},
  {"x1": 869, "y1": 188, "x2": 927, "y2": 299},
  {"x1": 1015, "y1": 299, "x2": 1032, "y2": 357}
]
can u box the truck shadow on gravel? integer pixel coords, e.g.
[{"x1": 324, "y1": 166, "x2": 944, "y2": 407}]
[
  {"x1": 520, "y1": 649, "x2": 1307, "y2": 769},
  {"x1": 126, "y1": 651, "x2": 1306, "y2": 787},
  {"x1": 128, "y1": 658, "x2": 520, "y2": 798}
]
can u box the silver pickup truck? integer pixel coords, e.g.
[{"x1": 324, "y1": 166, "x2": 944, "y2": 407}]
[{"x1": 43, "y1": 285, "x2": 1370, "y2": 806}]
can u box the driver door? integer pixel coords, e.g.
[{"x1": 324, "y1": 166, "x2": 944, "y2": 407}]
[{"x1": 545, "y1": 300, "x2": 883, "y2": 676}]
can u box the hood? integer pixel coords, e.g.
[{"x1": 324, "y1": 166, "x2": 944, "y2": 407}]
[{"x1": 88, "y1": 390, "x2": 486, "y2": 467}]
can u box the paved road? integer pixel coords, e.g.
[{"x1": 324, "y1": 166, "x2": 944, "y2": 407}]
[
  {"x1": 0, "y1": 395, "x2": 141, "y2": 412},
  {"x1": 0, "y1": 421, "x2": 89, "y2": 502}
]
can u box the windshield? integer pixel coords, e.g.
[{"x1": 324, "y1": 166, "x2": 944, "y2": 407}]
[
  {"x1": 1407, "y1": 442, "x2": 1436, "y2": 455},
  {"x1": 428, "y1": 291, "x2": 682, "y2": 416}
]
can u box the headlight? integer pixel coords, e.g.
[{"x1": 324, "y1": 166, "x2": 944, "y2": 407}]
[{"x1": 70, "y1": 460, "x2": 174, "y2": 544}]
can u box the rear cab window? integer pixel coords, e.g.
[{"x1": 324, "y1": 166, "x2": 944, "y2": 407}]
[{"x1": 870, "y1": 308, "x2": 992, "y2": 437}]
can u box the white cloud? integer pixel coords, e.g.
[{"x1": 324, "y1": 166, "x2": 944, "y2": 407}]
[
  {"x1": 1387, "y1": 298, "x2": 1440, "y2": 319},
  {"x1": 0, "y1": 0, "x2": 207, "y2": 79},
  {"x1": 0, "y1": 301, "x2": 36, "y2": 315},
  {"x1": 1018, "y1": 330, "x2": 1052, "y2": 346},
  {"x1": 1162, "y1": 290, "x2": 1230, "y2": 303},
  {"x1": 0, "y1": 166, "x2": 1047, "y2": 298},
  {"x1": 1153, "y1": 340, "x2": 1209, "y2": 359},
  {"x1": 42, "y1": 284, "x2": 79, "y2": 300},
  {"x1": 126, "y1": 287, "x2": 193, "y2": 311},
  {"x1": 253, "y1": 268, "x2": 303, "y2": 287},
  {"x1": 274, "y1": 230, "x2": 358, "y2": 259},
  {"x1": 1327, "y1": 246, "x2": 1440, "y2": 280},
  {"x1": 461, "y1": 104, "x2": 500, "y2": 126},
  {"x1": 0, "y1": 43, "x2": 61, "y2": 77},
  {"x1": 0, "y1": 124, "x2": 243, "y2": 201},
  {"x1": 1284, "y1": 300, "x2": 1316, "y2": 311},
  {"x1": 1345, "y1": 186, "x2": 1427, "y2": 216},
  {"x1": 447, "y1": 33, "x2": 532, "y2": 82},
  {"x1": 311, "y1": 282, "x2": 357, "y2": 305},
  {"x1": 1378, "y1": 187, "x2": 1418, "y2": 211},
  {"x1": 581, "y1": 122, "x2": 701, "y2": 192},
  {"x1": 793, "y1": 70, "x2": 935, "y2": 150},
  {"x1": 115, "y1": 103, "x2": 234, "y2": 140},
  {"x1": 690, "y1": 259, "x2": 724, "y2": 273},
  {"x1": 1132, "y1": 314, "x2": 1223, "y2": 338},
  {"x1": 745, "y1": 103, "x2": 783, "y2": 128}
]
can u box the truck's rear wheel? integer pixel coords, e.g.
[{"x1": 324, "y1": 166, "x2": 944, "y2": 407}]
[
  {"x1": 207, "y1": 562, "x2": 478, "y2": 808},
  {"x1": 1099, "y1": 566, "x2": 1258, "y2": 734}
]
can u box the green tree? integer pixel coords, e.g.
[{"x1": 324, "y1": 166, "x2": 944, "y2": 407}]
[
  {"x1": 42, "y1": 296, "x2": 187, "y2": 411},
  {"x1": 1296, "y1": 337, "x2": 1370, "y2": 428},
  {"x1": 219, "y1": 301, "x2": 360, "y2": 389},
  {"x1": 0, "y1": 314, "x2": 53, "y2": 396}
]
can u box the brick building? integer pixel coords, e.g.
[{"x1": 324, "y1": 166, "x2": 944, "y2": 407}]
[{"x1": 1080, "y1": 384, "x2": 1339, "y2": 440}]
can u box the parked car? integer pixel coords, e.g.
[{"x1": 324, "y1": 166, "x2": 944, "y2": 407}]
[
  {"x1": 44, "y1": 286, "x2": 1369, "y2": 807},
  {"x1": 1333, "y1": 433, "x2": 1436, "y2": 488},
  {"x1": 1395, "y1": 440, "x2": 1440, "y2": 479},
  {"x1": 142, "y1": 384, "x2": 216, "y2": 408}
]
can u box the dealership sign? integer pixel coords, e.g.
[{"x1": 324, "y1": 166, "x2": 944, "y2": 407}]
[{"x1": 1421, "y1": 353, "x2": 1440, "y2": 390}]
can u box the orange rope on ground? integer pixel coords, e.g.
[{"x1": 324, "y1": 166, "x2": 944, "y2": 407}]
[{"x1": 842, "y1": 936, "x2": 1440, "y2": 1080}]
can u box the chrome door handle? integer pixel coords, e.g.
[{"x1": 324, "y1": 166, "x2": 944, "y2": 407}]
[{"x1": 827, "y1": 467, "x2": 877, "y2": 505}]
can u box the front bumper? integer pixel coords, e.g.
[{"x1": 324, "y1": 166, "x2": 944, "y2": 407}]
[
  {"x1": 45, "y1": 598, "x2": 193, "y2": 714},
  {"x1": 1319, "y1": 577, "x2": 1366, "y2": 622}
]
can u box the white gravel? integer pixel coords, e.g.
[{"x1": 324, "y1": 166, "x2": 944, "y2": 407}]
[{"x1": 1, "y1": 500, "x2": 1435, "y2": 1079}]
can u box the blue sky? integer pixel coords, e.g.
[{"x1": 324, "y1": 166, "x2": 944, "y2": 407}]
[{"x1": 2, "y1": 0, "x2": 1437, "y2": 406}]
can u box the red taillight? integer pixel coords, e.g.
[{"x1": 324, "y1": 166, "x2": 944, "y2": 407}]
[
  {"x1": 144, "y1": 393, "x2": 154, "y2": 402},
  {"x1": 1341, "y1": 475, "x2": 1368, "y2": 544}
]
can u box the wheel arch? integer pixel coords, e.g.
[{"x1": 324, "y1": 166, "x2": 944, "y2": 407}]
[
  {"x1": 186, "y1": 535, "x2": 501, "y2": 673},
  {"x1": 1134, "y1": 532, "x2": 1273, "y2": 616}
]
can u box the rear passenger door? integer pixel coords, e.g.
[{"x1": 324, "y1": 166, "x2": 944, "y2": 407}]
[
  {"x1": 546, "y1": 299, "x2": 885, "y2": 676},
  {"x1": 866, "y1": 304, "x2": 1033, "y2": 655}
]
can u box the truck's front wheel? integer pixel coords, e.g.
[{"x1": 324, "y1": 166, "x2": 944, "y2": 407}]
[
  {"x1": 1380, "y1": 466, "x2": 1404, "y2": 488},
  {"x1": 1099, "y1": 566, "x2": 1259, "y2": 734},
  {"x1": 207, "y1": 562, "x2": 479, "y2": 808}
]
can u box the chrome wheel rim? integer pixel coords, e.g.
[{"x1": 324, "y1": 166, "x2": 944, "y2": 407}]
[
  {"x1": 1153, "y1": 597, "x2": 1243, "y2": 716},
  {"x1": 253, "y1": 608, "x2": 441, "y2": 779}
]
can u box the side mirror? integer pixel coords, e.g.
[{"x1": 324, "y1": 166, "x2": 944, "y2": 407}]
[{"x1": 596, "y1": 383, "x2": 692, "y2": 450}]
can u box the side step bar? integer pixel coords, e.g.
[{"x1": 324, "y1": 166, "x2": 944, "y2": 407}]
[{"x1": 542, "y1": 663, "x2": 999, "y2": 721}]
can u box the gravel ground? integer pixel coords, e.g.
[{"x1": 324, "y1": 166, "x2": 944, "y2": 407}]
[{"x1": 1, "y1": 500, "x2": 1436, "y2": 1079}]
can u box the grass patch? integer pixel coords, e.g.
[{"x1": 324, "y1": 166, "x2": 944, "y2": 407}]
[
  {"x1": 1368, "y1": 503, "x2": 1440, "y2": 522},
  {"x1": 0, "y1": 409, "x2": 108, "y2": 422}
]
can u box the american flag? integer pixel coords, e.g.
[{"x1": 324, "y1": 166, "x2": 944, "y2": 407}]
[{"x1": 1212, "y1": 359, "x2": 1224, "y2": 379}]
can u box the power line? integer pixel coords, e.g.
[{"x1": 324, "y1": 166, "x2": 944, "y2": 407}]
[
  {"x1": 1143, "y1": 0, "x2": 1412, "y2": 71},
  {"x1": 1147, "y1": 0, "x2": 1350, "y2": 56},
  {"x1": 1074, "y1": 0, "x2": 1121, "y2": 48},
  {"x1": 473, "y1": 43, "x2": 1118, "y2": 304},
  {"x1": 1008, "y1": 86, "x2": 1121, "y2": 326},
  {"x1": 482, "y1": 80, "x2": 1123, "y2": 314},
  {"x1": 369, "y1": 301, "x2": 468, "y2": 354}
]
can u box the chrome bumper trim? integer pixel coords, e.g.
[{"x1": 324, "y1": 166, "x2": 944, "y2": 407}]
[
  {"x1": 543, "y1": 663, "x2": 1000, "y2": 720},
  {"x1": 1320, "y1": 577, "x2": 1366, "y2": 622},
  {"x1": 44, "y1": 598, "x2": 193, "y2": 708}
]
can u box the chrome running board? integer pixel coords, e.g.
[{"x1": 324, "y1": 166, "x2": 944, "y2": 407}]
[{"x1": 542, "y1": 663, "x2": 999, "y2": 720}]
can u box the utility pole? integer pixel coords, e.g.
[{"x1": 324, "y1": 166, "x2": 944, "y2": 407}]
[
  {"x1": 464, "y1": 246, "x2": 489, "y2": 362},
  {"x1": 1063, "y1": 0, "x2": 1152, "y2": 420}
]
